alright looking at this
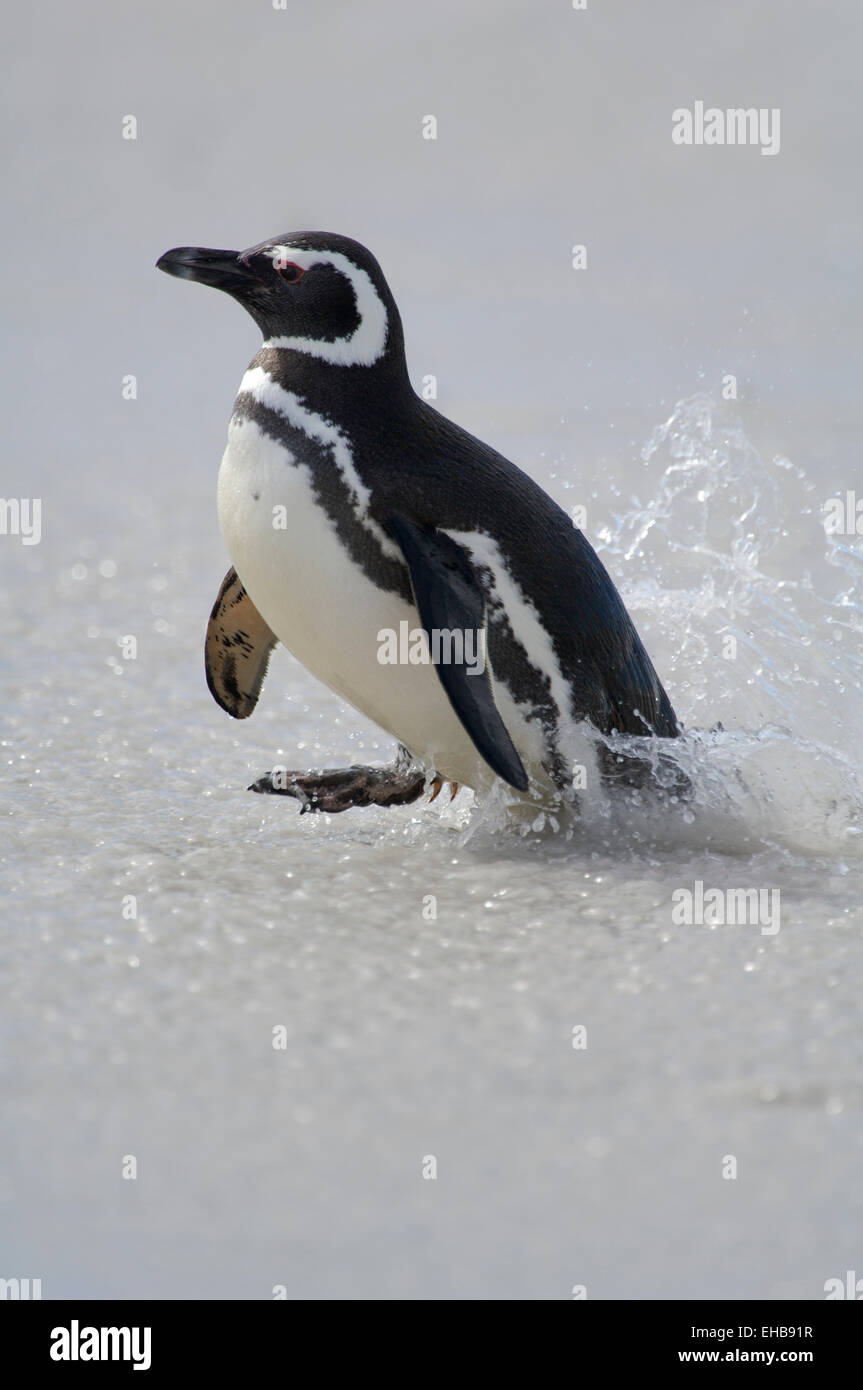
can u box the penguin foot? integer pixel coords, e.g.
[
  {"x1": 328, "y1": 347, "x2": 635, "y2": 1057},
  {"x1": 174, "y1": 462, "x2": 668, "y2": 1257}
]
[{"x1": 248, "y1": 763, "x2": 427, "y2": 813}]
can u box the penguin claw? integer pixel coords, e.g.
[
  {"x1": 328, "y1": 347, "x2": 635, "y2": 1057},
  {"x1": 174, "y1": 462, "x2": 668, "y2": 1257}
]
[
  {"x1": 428, "y1": 775, "x2": 444, "y2": 803},
  {"x1": 428, "y1": 776, "x2": 460, "y2": 804}
]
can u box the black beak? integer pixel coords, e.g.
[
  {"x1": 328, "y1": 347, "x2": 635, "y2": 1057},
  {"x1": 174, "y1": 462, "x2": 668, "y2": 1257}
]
[{"x1": 156, "y1": 246, "x2": 258, "y2": 292}]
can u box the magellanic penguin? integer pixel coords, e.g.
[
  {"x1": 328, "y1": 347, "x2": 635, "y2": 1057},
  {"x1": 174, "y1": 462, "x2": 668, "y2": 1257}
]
[{"x1": 156, "y1": 232, "x2": 683, "y2": 814}]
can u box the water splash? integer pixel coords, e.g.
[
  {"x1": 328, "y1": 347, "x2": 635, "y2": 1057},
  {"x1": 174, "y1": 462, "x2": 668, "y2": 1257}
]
[{"x1": 468, "y1": 394, "x2": 863, "y2": 857}]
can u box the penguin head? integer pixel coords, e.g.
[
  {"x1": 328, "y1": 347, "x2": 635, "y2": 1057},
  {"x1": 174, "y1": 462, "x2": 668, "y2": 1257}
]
[{"x1": 156, "y1": 232, "x2": 402, "y2": 368}]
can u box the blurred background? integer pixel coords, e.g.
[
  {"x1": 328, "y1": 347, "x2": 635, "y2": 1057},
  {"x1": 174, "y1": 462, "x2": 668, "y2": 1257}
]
[{"x1": 1, "y1": 1, "x2": 861, "y2": 1298}]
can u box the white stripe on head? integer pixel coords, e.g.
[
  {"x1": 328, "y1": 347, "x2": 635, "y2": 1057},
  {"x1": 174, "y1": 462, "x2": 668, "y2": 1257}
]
[{"x1": 263, "y1": 246, "x2": 388, "y2": 366}]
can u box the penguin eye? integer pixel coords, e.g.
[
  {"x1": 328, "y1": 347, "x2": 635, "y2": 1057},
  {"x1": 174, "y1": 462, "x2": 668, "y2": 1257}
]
[{"x1": 274, "y1": 261, "x2": 305, "y2": 284}]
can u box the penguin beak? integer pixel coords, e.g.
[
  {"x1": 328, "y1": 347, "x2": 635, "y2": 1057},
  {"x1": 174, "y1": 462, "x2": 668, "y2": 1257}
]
[{"x1": 156, "y1": 246, "x2": 257, "y2": 292}]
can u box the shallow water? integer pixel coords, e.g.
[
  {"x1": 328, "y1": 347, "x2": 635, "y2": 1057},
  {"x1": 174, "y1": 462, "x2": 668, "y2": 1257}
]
[
  {"x1": 3, "y1": 0, "x2": 863, "y2": 1299},
  {"x1": 3, "y1": 390, "x2": 861, "y2": 1298}
]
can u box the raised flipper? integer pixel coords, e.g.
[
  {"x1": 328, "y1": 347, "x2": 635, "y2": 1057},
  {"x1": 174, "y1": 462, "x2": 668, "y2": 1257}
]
[
  {"x1": 206, "y1": 570, "x2": 461, "y2": 812},
  {"x1": 205, "y1": 567, "x2": 277, "y2": 718},
  {"x1": 386, "y1": 515, "x2": 529, "y2": 792}
]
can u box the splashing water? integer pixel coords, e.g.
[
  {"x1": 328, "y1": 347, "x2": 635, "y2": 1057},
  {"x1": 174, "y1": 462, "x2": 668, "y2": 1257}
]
[{"x1": 465, "y1": 395, "x2": 862, "y2": 857}]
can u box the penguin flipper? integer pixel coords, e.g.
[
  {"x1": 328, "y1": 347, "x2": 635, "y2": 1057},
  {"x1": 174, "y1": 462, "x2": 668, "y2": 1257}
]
[
  {"x1": 205, "y1": 567, "x2": 277, "y2": 719},
  {"x1": 386, "y1": 516, "x2": 529, "y2": 792}
]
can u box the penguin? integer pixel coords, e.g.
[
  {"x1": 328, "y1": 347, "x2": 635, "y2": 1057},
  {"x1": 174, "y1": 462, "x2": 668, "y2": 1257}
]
[{"x1": 157, "y1": 232, "x2": 683, "y2": 814}]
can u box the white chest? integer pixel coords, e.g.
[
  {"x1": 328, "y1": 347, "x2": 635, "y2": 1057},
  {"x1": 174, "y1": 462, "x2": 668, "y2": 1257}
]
[{"x1": 216, "y1": 414, "x2": 508, "y2": 786}]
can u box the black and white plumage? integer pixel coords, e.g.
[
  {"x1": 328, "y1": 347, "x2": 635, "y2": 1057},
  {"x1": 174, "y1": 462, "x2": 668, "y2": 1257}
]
[{"x1": 157, "y1": 232, "x2": 681, "y2": 813}]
